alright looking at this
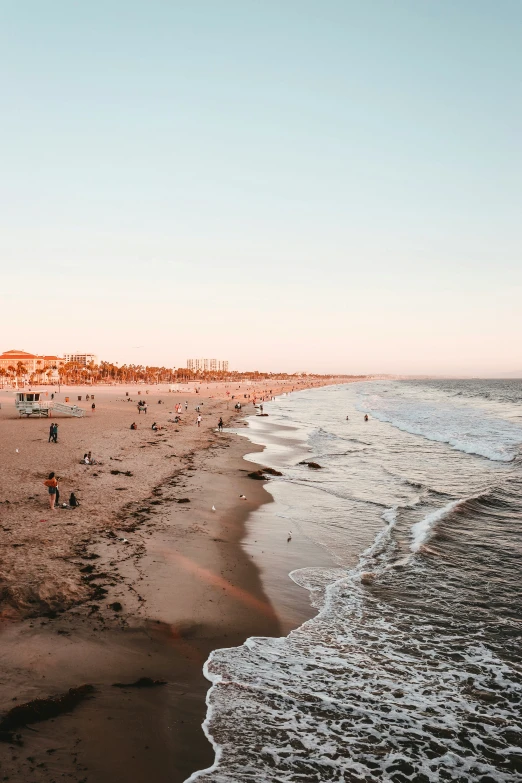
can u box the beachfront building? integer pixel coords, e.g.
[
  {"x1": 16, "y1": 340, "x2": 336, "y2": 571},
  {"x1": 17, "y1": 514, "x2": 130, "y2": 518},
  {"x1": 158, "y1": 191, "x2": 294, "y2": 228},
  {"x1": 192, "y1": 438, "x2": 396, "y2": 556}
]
[
  {"x1": 187, "y1": 358, "x2": 229, "y2": 373},
  {"x1": 63, "y1": 353, "x2": 98, "y2": 366},
  {"x1": 0, "y1": 350, "x2": 40, "y2": 374},
  {"x1": 0, "y1": 350, "x2": 65, "y2": 386},
  {"x1": 0, "y1": 350, "x2": 65, "y2": 374}
]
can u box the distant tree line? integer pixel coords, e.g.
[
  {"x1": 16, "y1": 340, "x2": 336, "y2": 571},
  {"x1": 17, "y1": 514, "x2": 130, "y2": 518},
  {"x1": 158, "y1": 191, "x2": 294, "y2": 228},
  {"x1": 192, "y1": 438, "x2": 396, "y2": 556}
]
[{"x1": 0, "y1": 360, "x2": 364, "y2": 387}]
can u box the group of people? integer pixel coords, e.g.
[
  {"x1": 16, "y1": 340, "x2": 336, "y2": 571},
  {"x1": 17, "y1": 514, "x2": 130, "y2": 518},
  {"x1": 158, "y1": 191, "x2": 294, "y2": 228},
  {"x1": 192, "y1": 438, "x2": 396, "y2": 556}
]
[
  {"x1": 137, "y1": 401, "x2": 148, "y2": 414},
  {"x1": 81, "y1": 451, "x2": 96, "y2": 464},
  {"x1": 48, "y1": 422, "x2": 59, "y2": 443}
]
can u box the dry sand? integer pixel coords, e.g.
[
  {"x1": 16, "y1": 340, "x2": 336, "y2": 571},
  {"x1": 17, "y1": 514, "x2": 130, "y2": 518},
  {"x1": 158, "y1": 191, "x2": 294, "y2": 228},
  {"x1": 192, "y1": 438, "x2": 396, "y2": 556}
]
[{"x1": 0, "y1": 377, "x2": 344, "y2": 782}]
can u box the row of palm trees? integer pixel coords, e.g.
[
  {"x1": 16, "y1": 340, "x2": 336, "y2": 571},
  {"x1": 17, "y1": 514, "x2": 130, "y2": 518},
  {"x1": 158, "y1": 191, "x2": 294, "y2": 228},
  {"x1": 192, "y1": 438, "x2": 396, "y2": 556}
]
[
  {"x1": 0, "y1": 362, "x2": 36, "y2": 388},
  {"x1": 0, "y1": 360, "x2": 339, "y2": 388}
]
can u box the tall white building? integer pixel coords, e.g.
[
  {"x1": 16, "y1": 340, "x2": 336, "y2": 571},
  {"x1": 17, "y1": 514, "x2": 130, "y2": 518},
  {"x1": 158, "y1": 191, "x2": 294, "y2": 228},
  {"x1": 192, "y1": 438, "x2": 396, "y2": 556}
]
[
  {"x1": 187, "y1": 358, "x2": 229, "y2": 373},
  {"x1": 63, "y1": 353, "x2": 98, "y2": 366}
]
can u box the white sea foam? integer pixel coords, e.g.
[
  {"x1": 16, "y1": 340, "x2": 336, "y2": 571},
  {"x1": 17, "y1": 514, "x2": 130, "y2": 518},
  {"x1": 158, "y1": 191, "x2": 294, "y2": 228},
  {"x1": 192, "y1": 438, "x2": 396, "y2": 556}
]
[
  {"x1": 184, "y1": 382, "x2": 522, "y2": 783},
  {"x1": 410, "y1": 499, "x2": 462, "y2": 552},
  {"x1": 356, "y1": 383, "x2": 522, "y2": 463}
]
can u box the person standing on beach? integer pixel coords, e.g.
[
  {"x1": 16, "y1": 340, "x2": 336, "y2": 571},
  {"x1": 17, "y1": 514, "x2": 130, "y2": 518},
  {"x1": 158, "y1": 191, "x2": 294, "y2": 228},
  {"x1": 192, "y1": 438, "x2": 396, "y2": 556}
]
[
  {"x1": 218, "y1": 417, "x2": 223, "y2": 432},
  {"x1": 52, "y1": 423, "x2": 58, "y2": 442},
  {"x1": 48, "y1": 423, "x2": 54, "y2": 443},
  {"x1": 91, "y1": 403, "x2": 95, "y2": 413},
  {"x1": 196, "y1": 414, "x2": 202, "y2": 427},
  {"x1": 44, "y1": 472, "x2": 58, "y2": 510}
]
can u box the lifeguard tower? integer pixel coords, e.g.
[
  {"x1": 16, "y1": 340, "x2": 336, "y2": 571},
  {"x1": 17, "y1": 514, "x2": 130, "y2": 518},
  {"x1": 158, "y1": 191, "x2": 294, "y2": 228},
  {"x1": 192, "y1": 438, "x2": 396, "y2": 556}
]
[{"x1": 15, "y1": 392, "x2": 85, "y2": 418}]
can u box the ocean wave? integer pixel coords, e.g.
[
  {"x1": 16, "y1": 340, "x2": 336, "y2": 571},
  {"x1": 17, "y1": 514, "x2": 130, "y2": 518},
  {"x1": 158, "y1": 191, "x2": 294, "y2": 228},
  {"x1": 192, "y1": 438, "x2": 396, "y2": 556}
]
[
  {"x1": 187, "y1": 556, "x2": 522, "y2": 783},
  {"x1": 410, "y1": 489, "x2": 500, "y2": 552},
  {"x1": 186, "y1": 382, "x2": 522, "y2": 783},
  {"x1": 410, "y1": 499, "x2": 464, "y2": 552},
  {"x1": 356, "y1": 395, "x2": 522, "y2": 463}
]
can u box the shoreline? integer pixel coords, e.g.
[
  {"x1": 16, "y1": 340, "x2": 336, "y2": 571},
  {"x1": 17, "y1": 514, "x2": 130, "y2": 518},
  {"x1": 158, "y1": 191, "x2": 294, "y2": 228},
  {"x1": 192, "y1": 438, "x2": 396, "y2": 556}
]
[{"x1": 0, "y1": 377, "x2": 350, "y2": 781}]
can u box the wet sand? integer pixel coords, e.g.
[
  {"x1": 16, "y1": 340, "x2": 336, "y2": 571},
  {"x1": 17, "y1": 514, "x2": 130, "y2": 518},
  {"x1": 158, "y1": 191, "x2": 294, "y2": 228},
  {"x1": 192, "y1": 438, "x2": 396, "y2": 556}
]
[{"x1": 0, "y1": 378, "x2": 345, "y2": 781}]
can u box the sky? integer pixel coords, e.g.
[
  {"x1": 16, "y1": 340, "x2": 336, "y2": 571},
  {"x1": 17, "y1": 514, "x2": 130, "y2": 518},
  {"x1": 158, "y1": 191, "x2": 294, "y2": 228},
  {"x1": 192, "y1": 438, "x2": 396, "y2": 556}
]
[{"x1": 0, "y1": 1, "x2": 520, "y2": 376}]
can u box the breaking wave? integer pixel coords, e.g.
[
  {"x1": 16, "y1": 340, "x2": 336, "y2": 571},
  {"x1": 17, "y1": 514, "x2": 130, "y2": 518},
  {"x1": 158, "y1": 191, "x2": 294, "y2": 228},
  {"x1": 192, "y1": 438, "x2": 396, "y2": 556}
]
[{"x1": 187, "y1": 380, "x2": 522, "y2": 783}]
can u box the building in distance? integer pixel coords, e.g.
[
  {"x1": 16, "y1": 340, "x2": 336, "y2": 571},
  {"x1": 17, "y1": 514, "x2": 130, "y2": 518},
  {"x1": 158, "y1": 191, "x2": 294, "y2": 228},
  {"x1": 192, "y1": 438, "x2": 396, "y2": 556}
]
[
  {"x1": 187, "y1": 358, "x2": 229, "y2": 373},
  {"x1": 63, "y1": 353, "x2": 98, "y2": 366},
  {"x1": 0, "y1": 349, "x2": 65, "y2": 374}
]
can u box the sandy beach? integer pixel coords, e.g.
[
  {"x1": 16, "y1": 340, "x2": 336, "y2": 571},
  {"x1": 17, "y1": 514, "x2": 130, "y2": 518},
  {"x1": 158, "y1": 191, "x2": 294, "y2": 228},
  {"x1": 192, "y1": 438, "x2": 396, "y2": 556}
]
[{"x1": 0, "y1": 377, "x2": 344, "y2": 782}]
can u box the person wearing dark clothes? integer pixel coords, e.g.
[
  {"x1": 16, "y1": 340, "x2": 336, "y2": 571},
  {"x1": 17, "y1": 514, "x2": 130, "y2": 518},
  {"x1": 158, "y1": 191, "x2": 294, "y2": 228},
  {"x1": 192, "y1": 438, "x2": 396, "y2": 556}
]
[
  {"x1": 91, "y1": 403, "x2": 96, "y2": 412},
  {"x1": 218, "y1": 417, "x2": 223, "y2": 432},
  {"x1": 52, "y1": 423, "x2": 58, "y2": 442},
  {"x1": 48, "y1": 423, "x2": 54, "y2": 443}
]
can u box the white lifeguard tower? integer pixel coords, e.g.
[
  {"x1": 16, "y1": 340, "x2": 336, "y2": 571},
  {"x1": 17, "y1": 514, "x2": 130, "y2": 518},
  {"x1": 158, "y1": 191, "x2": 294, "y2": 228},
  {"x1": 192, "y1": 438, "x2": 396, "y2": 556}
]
[{"x1": 15, "y1": 391, "x2": 85, "y2": 418}]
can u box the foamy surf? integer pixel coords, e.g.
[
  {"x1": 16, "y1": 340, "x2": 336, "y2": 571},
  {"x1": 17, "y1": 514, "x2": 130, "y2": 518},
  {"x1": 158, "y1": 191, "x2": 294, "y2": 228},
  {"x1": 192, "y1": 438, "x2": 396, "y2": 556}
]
[
  {"x1": 410, "y1": 499, "x2": 463, "y2": 552},
  {"x1": 185, "y1": 380, "x2": 522, "y2": 783},
  {"x1": 356, "y1": 381, "x2": 522, "y2": 462}
]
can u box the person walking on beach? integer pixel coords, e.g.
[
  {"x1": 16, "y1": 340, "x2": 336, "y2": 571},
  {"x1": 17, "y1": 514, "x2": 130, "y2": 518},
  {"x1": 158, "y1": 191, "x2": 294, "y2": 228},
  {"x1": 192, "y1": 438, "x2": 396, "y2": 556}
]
[
  {"x1": 91, "y1": 403, "x2": 96, "y2": 413},
  {"x1": 218, "y1": 417, "x2": 223, "y2": 432},
  {"x1": 52, "y1": 423, "x2": 58, "y2": 443},
  {"x1": 44, "y1": 472, "x2": 58, "y2": 510},
  {"x1": 48, "y1": 423, "x2": 54, "y2": 443},
  {"x1": 196, "y1": 414, "x2": 202, "y2": 427}
]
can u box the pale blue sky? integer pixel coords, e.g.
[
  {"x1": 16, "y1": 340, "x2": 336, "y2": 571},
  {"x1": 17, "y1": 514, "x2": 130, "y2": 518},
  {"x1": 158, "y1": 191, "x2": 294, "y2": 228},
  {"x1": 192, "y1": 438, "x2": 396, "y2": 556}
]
[{"x1": 1, "y1": 1, "x2": 520, "y2": 374}]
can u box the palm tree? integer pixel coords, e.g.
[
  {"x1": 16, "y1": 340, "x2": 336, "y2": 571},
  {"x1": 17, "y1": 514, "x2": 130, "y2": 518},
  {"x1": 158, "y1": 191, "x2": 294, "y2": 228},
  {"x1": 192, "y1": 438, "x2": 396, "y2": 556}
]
[{"x1": 15, "y1": 362, "x2": 28, "y2": 388}]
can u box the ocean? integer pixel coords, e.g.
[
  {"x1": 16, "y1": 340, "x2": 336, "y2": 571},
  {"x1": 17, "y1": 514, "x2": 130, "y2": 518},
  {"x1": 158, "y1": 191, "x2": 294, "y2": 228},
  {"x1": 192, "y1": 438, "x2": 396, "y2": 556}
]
[{"x1": 187, "y1": 380, "x2": 522, "y2": 783}]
